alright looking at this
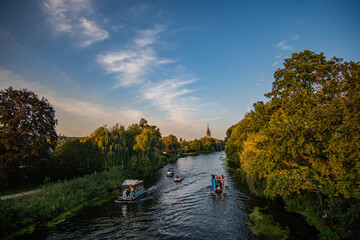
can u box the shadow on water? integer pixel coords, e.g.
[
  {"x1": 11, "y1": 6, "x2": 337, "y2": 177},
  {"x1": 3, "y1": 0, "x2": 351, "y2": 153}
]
[{"x1": 18, "y1": 152, "x2": 318, "y2": 240}]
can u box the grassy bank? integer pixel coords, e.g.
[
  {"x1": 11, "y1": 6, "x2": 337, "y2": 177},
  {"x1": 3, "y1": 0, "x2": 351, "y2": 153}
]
[{"x1": 0, "y1": 167, "x2": 133, "y2": 239}]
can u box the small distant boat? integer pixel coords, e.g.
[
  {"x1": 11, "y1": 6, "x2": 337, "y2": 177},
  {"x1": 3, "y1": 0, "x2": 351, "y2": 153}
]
[
  {"x1": 115, "y1": 180, "x2": 147, "y2": 202},
  {"x1": 211, "y1": 174, "x2": 226, "y2": 194},
  {"x1": 167, "y1": 168, "x2": 175, "y2": 177},
  {"x1": 174, "y1": 174, "x2": 184, "y2": 182}
]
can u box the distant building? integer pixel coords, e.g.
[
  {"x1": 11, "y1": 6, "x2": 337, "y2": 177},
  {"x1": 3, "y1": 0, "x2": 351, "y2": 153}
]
[{"x1": 206, "y1": 124, "x2": 212, "y2": 138}]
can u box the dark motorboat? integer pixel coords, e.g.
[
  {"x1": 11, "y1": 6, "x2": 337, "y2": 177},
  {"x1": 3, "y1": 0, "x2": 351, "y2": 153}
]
[
  {"x1": 210, "y1": 174, "x2": 226, "y2": 194},
  {"x1": 116, "y1": 180, "x2": 147, "y2": 202}
]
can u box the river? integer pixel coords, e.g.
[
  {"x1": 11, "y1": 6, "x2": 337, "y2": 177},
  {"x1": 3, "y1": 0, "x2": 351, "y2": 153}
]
[{"x1": 19, "y1": 152, "x2": 318, "y2": 239}]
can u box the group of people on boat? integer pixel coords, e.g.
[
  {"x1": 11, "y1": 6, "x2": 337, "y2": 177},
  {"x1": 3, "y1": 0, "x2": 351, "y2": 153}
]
[
  {"x1": 211, "y1": 174, "x2": 226, "y2": 193},
  {"x1": 122, "y1": 187, "x2": 135, "y2": 199}
]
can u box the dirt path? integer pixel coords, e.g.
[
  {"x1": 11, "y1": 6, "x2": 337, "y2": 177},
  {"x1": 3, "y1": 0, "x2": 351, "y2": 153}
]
[{"x1": 0, "y1": 189, "x2": 41, "y2": 200}]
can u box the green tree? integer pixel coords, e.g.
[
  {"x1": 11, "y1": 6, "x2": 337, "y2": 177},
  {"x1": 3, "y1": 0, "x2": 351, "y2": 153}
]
[
  {"x1": 52, "y1": 138, "x2": 104, "y2": 178},
  {"x1": 189, "y1": 139, "x2": 201, "y2": 152},
  {"x1": 132, "y1": 128, "x2": 162, "y2": 176},
  {"x1": 161, "y1": 134, "x2": 180, "y2": 154},
  {"x1": 0, "y1": 87, "x2": 58, "y2": 188}
]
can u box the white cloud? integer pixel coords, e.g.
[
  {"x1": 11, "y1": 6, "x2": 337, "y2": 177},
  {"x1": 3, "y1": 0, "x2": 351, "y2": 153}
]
[
  {"x1": 143, "y1": 78, "x2": 202, "y2": 124},
  {"x1": 96, "y1": 25, "x2": 171, "y2": 86},
  {"x1": 97, "y1": 48, "x2": 157, "y2": 86},
  {"x1": 41, "y1": 0, "x2": 109, "y2": 47},
  {"x1": 276, "y1": 40, "x2": 293, "y2": 50},
  {"x1": 134, "y1": 24, "x2": 165, "y2": 47}
]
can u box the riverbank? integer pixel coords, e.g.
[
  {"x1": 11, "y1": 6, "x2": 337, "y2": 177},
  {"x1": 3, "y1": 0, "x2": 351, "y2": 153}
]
[{"x1": 0, "y1": 167, "x2": 133, "y2": 239}]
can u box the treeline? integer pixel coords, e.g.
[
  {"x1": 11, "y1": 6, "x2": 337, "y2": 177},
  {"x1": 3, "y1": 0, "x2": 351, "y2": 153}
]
[
  {"x1": 225, "y1": 51, "x2": 359, "y2": 239},
  {"x1": 0, "y1": 85, "x2": 224, "y2": 189},
  {"x1": 48, "y1": 121, "x2": 223, "y2": 181},
  {"x1": 161, "y1": 134, "x2": 224, "y2": 156},
  {"x1": 50, "y1": 118, "x2": 163, "y2": 180}
]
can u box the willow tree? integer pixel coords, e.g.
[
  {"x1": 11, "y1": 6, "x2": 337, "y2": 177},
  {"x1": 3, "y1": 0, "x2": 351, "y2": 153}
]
[{"x1": 131, "y1": 128, "x2": 162, "y2": 176}]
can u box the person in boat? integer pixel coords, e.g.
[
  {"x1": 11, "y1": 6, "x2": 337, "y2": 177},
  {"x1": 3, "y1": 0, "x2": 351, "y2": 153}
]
[
  {"x1": 130, "y1": 187, "x2": 135, "y2": 198},
  {"x1": 123, "y1": 189, "x2": 127, "y2": 198},
  {"x1": 211, "y1": 175, "x2": 216, "y2": 191},
  {"x1": 217, "y1": 183, "x2": 221, "y2": 191}
]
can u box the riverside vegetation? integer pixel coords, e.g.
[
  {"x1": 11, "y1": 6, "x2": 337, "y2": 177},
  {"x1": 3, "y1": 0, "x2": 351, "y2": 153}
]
[
  {"x1": 225, "y1": 50, "x2": 360, "y2": 239},
  {"x1": 0, "y1": 87, "x2": 224, "y2": 238}
]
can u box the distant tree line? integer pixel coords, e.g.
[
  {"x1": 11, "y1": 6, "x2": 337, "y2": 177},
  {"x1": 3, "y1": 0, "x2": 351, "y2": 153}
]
[
  {"x1": 0, "y1": 87, "x2": 224, "y2": 189},
  {"x1": 161, "y1": 134, "x2": 224, "y2": 155},
  {"x1": 225, "y1": 50, "x2": 360, "y2": 239}
]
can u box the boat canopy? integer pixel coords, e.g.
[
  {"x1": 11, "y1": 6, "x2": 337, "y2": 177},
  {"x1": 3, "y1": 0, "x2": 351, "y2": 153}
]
[{"x1": 122, "y1": 180, "x2": 144, "y2": 187}]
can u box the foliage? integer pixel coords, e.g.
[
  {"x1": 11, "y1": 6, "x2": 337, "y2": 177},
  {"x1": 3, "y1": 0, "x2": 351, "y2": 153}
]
[
  {"x1": 161, "y1": 134, "x2": 180, "y2": 154},
  {"x1": 131, "y1": 128, "x2": 163, "y2": 176},
  {"x1": 89, "y1": 124, "x2": 129, "y2": 170},
  {"x1": 248, "y1": 206, "x2": 290, "y2": 240},
  {"x1": 87, "y1": 118, "x2": 163, "y2": 177},
  {"x1": 51, "y1": 138, "x2": 104, "y2": 178},
  {"x1": 225, "y1": 50, "x2": 360, "y2": 239},
  {"x1": 0, "y1": 87, "x2": 58, "y2": 189}
]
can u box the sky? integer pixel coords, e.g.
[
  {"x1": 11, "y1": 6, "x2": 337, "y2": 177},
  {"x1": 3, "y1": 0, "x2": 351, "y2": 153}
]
[{"x1": 0, "y1": 0, "x2": 359, "y2": 140}]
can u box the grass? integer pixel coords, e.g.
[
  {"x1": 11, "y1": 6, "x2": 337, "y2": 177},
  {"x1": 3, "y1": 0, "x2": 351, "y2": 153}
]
[
  {"x1": 0, "y1": 167, "x2": 133, "y2": 239},
  {"x1": 248, "y1": 206, "x2": 290, "y2": 240}
]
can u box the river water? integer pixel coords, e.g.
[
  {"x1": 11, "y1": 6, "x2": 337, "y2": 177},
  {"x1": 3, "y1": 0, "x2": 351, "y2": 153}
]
[{"x1": 20, "y1": 152, "x2": 318, "y2": 239}]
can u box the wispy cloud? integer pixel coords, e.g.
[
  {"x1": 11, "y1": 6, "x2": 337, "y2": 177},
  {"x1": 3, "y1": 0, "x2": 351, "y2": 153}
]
[
  {"x1": 276, "y1": 40, "x2": 293, "y2": 50},
  {"x1": 273, "y1": 54, "x2": 283, "y2": 66},
  {"x1": 41, "y1": 0, "x2": 109, "y2": 47},
  {"x1": 291, "y1": 35, "x2": 299, "y2": 41},
  {"x1": 97, "y1": 48, "x2": 157, "y2": 86},
  {"x1": 134, "y1": 24, "x2": 165, "y2": 47},
  {"x1": 274, "y1": 36, "x2": 299, "y2": 66},
  {"x1": 96, "y1": 25, "x2": 172, "y2": 87},
  {"x1": 143, "y1": 78, "x2": 197, "y2": 122}
]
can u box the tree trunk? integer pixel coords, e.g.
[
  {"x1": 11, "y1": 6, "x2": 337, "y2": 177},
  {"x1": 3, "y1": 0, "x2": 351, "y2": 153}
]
[{"x1": 316, "y1": 191, "x2": 323, "y2": 205}]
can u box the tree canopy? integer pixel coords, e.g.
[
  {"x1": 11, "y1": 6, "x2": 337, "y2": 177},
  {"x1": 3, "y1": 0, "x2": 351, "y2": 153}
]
[
  {"x1": 226, "y1": 50, "x2": 360, "y2": 200},
  {"x1": 0, "y1": 87, "x2": 58, "y2": 187},
  {"x1": 225, "y1": 50, "x2": 360, "y2": 238}
]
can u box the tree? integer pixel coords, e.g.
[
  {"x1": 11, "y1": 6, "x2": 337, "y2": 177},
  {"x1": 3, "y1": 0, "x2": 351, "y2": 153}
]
[
  {"x1": 52, "y1": 138, "x2": 104, "y2": 178},
  {"x1": 226, "y1": 50, "x2": 360, "y2": 201},
  {"x1": 189, "y1": 139, "x2": 201, "y2": 152},
  {"x1": 0, "y1": 87, "x2": 58, "y2": 188},
  {"x1": 161, "y1": 134, "x2": 180, "y2": 154},
  {"x1": 132, "y1": 128, "x2": 162, "y2": 176}
]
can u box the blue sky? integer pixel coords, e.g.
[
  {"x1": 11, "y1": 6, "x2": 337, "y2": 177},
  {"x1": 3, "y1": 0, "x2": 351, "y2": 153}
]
[{"x1": 0, "y1": 0, "x2": 359, "y2": 140}]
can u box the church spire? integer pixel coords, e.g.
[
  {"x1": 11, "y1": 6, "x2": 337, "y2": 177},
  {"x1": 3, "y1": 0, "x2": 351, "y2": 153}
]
[{"x1": 206, "y1": 123, "x2": 211, "y2": 138}]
